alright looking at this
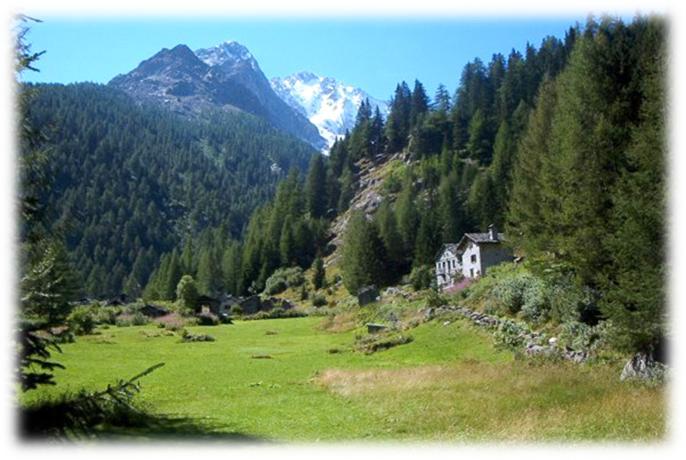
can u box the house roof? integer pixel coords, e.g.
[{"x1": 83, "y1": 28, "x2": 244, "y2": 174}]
[
  {"x1": 435, "y1": 243, "x2": 460, "y2": 261},
  {"x1": 456, "y1": 232, "x2": 506, "y2": 250}
]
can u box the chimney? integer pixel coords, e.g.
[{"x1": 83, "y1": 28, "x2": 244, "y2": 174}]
[{"x1": 488, "y1": 224, "x2": 497, "y2": 241}]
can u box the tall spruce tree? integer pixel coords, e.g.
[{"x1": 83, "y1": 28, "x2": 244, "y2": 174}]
[
  {"x1": 305, "y1": 154, "x2": 327, "y2": 218},
  {"x1": 341, "y1": 211, "x2": 387, "y2": 294},
  {"x1": 600, "y1": 17, "x2": 666, "y2": 355}
]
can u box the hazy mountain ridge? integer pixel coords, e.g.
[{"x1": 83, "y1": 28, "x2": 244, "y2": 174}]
[{"x1": 109, "y1": 42, "x2": 326, "y2": 149}]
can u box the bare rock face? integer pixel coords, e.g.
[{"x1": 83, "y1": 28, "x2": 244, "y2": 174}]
[{"x1": 620, "y1": 352, "x2": 667, "y2": 382}]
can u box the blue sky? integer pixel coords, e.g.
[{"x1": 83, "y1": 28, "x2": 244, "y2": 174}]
[{"x1": 24, "y1": 16, "x2": 612, "y2": 99}]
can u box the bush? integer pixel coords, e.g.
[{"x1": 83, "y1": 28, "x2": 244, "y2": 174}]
[
  {"x1": 180, "y1": 329, "x2": 215, "y2": 342},
  {"x1": 115, "y1": 311, "x2": 149, "y2": 327},
  {"x1": 520, "y1": 277, "x2": 549, "y2": 324},
  {"x1": 67, "y1": 306, "x2": 96, "y2": 335},
  {"x1": 409, "y1": 265, "x2": 433, "y2": 291},
  {"x1": 560, "y1": 320, "x2": 612, "y2": 353},
  {"x1": 312, "y1": 294, "x2": 327, "y2": 307},
  {"x1": 91, "y1": 306, "x2": 120, "y2": 325},
  {"x1": 354, "y1": 332, "x2": 413, "y2": 354},
  {"x1": 243, "y1": 308, "x2": 307, "y2": 321},
  {"x1": 547, "y1": 274, "x2": 596, "y2": 324},
  {"x1": 493, "y1": 318, "x2": 529, "y2": 351},
  {"x1": 196, "y1": 312, "x2": 219, "y2": 326},
  {"x1": 229, "y1": 304, "x2": 243, "y2": 316},
  {"x1": 425, "y1": 289, "x2": 447, "y2": 309},
  {"x1": 176, "y1": 275, "x2": 199, "y2": 313},
  {"x1": 264, "y1": 267, "x2": 305, "y2": 295},
  {"x1": 299, "y1": 285, "x2": 309, "y2": 301},
  {"x1": 155, "y1": 312, "x2": 190, "y2": 331}
]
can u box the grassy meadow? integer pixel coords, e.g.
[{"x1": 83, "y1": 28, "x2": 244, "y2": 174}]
[{"x1": 20, "y1": 316, "x2": 665, "y2": 442}]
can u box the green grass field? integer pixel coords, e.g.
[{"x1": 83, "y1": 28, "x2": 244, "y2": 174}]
[{"x1": 21, "y1": 317, "x2": 665, "y2": 442}]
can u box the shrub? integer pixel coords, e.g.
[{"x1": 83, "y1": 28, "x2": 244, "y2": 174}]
[
  {"x1": 409, "y1": 265, "x2": 433, "y2": 291},
  {"x1": 243, "y1": 308, "x2": 307, "y2": 321},
  {"x1": 299, "y1": 285, "x2": 309, "y2": 301},
  {"x1": 547, "y1": 275, "x2": 596, "y2": 324},
  {"x1": 176, "y1": 275, "x2": 198, "y2": 313},
  {"x1": 520, "y1": 277, "x2": 549, "y2": 324},
  {"x1": 230, "y1": 304, "x2": 243, "y2": 316},
  {"x1": 180, "y1": 329, "x2": 215, "y2": 343},
  {"x1": 91, "y1": 306, "x2": 120, "y2": 325},
  {"x1": 196, "y1": 312, "x2": 219, "y2": 326},
  {"x1": 425, "y1": 289, "x2": 447, "y2": 309},
  {"x1": 115, "y1": 311, "x2": 149, "y2": 327},
  {"x1": 560, "y1": 320, "x2": 613, "y2": 353},
  {"x1": 67, "y1": 306, "x2": 96, "y2": 336},
  {"x1": 312, "y1": 294, "x2": 327, "y2": 307},
  {"x1": 264, "y1": 267, "x2": 305, "y2": 295},
  {"x1": 354, "y1": 332, "x2": 413, "y2": 354},
  {"x1": 155, "y1": 312, "x2": 189, "y2": 331},
  {"x1": 493, "y1": 319, "x2": 529, "y2": 351}
]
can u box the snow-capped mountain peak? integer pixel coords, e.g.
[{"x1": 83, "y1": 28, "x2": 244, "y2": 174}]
[
  {"x1": 271, "y1": 72, "x2": 389, "y2": 152},
  {"x1": 195, "y1": 40, "x2": 259, "y2": 71}
]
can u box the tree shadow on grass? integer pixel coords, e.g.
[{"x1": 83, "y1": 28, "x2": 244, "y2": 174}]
[{"x1": 19, "y1": 400, "x2": 268, "y2": 443}]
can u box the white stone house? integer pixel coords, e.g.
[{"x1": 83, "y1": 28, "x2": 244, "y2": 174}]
[
  {"x1": 435, "y1": 224, "x2": 514, "y2": 288},
  {"x1": 435, "y1": 243, "x2": 462, "y2": 289},
  {"x1": 456, "y1": 224, "x2": 513, "y2": 279}
]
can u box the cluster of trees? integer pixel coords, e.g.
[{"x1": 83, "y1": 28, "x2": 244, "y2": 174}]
[
  {"x1": 24, "y1": 83, "x2": 316, "y2": 298},
  {"x1": 507, "y1": 17, "x2": 666, "y2": 355},
  {"x1": 142, "y1": 164, "x2": 331, "y2": 298},
  {"x1": 339, "y1": 16, "x2": 667, "y2": 356}
]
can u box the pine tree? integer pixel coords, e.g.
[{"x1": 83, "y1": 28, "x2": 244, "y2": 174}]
[
  {"x1": 374, "y1": 201, "x2": 405, "y2": 281},
  {"x1": 507, "y1": 78, "x2": 558, "y2": 254},
  {"x1": 433, "y1": 84, "x2": 451, "y2": 113},
  {"x1": 385, "y1": 82, "x2": 412, "y2": 153},
  {"x1": 600, "y1": 17, "x2": 666, "y2": 355},
  {"x1": 180, "y1": 238, "x2": 195, "y2": 275},
  {"x1": 221, "y1": 240, "x2": 242, "y2": 295},
  {"x1": 395, "y1": 174, "x2": 419, "y2": 255},
  {"x1": 279, "y1": 214, "x2": 295, "y2": 266},
  {"x1": 341, "y1": 211, "x2": 387, "y2": 294},
  {"x1": 437, "y1": 172, "x2": 467, "y2": 243},
  {"x1": 312, "y1": 256, "x2": 325, "y2": 290},
  {"x1": 410, "y1": 79, "x2": 430, "y2": 127},
  {"x1": 21, "y1": 239, "x2": 80, "y2": 324},
  {"x1": 196, "y1": 247, "x2": 220, "y2": 296},
  {"x1": 305, "y1": 154, "x2": 327, "y2": 218},
  {"x1": 413, "y1": 208, "x2": 440, "y2": 267},
  {"x1": 162, "y1": 250, "x2": 182, "y2": 300}
]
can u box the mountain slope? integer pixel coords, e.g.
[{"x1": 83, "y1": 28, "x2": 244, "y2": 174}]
[
  {"x1": 271, "y1": 72, "x2": 389, "y2": 150},
  {"x1": 25, "y1": 82, "x2": 317, "y2": 297},
  {"x1": 109, "y1": 42, "x2": 326, "y2": 149}
]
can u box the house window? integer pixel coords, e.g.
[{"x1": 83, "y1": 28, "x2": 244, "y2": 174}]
[{"x1": 471, "y1": 254, "x2": 477, "y2": 263}]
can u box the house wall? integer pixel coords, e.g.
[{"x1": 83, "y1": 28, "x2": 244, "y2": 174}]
[
  {"x1": 461, "y1": 242, "x2": 514, "y2": 279},
  {"x1": 479, "y1": 244, "x2": 514, "y2": 275},
  {"x1": 435, "y1": 250, "x2": 462, "y2": 288},
  {"x1": 461, "y1": 241, "x2": 481, "y2": 279}
]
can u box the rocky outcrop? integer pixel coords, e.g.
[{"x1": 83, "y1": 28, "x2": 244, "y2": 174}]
[{"x1": 620, "y1": 352, "x2": 667, "y2": 382}]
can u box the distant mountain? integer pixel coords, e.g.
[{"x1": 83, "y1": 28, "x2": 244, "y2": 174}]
[
  {"x1": 271, "y1": 71, "x2": 389, "y2": 151},
  {"x1": 109, "y1": 42, "x2": 326, "y2": 149}
]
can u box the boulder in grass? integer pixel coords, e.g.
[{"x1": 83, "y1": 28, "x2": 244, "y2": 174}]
[
  {"x1": 620, "y1": 352, "x2": 667, "y2": 382},
  {"x1": 366, "y1": 323, "x2": 387, "y2": 334},
  {"x1": 357, "y1": 285, "x2": 380, "y2": 306}
]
